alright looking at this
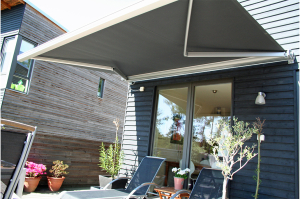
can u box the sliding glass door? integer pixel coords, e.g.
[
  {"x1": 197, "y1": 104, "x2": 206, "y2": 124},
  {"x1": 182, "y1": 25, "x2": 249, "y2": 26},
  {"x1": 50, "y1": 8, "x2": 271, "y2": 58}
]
[
  {"x1": 190, "y1": 82, "x2": 232, "y2": 181},
  {"x1": 152, "y1": 80, "x2": 232, "y2": 188},
  {"x1": 152, "y1": 86, "x2": 188, "y2": 187}
]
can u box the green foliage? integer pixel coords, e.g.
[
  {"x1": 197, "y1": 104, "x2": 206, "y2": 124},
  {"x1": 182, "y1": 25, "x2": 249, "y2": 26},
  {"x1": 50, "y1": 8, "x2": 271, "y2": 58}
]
[
  {"x1": 207, "y1": 117, "x2": 259, "y2": 199},
  {"x1": 49, "y1": 160, "x2": 69, "y2": 178},
  {"x1": 172, "y1": 167, "x2": 190, "y2": 179},
  {"x1": 99, "y1": 137, "x2": 123, "y2": 179},
  {"x1": 99, "y1": 118, "x2": 124, "y2": 179}
]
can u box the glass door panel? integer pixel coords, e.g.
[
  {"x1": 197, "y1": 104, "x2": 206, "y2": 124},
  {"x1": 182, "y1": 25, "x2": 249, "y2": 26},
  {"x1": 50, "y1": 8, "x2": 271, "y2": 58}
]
[
  {"x1": 152, "y1": 87, "x2": 188, "y2": 187},
  {"x1": 190, "y1": 82, "x2": 232, "y2": 180}
]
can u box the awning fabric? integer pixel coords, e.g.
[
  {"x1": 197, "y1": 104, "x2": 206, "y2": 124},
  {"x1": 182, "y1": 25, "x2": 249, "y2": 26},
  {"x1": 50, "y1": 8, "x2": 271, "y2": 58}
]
[{"x1": 18, "y1": 0, "x2": 293, "y2": 82}]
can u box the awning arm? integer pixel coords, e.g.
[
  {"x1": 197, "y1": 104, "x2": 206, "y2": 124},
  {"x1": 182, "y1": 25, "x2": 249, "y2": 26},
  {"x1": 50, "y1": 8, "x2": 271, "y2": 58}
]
[
  {"x1": 183, "y1": 0, "x2": 295, "y2": 64},
  {"x1": 33, "y1": 56, "x2": 128, "y2": 80},
  {"x1": 34, "y1": 56, "x2": 114, "y2": 71},
  {"x1": 128, "y1": 56, "x2": 294, "y2": 83}
]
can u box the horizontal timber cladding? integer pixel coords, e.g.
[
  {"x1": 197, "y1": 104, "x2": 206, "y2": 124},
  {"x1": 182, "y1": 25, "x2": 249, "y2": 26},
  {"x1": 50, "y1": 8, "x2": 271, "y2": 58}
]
[
  {"x1": 237, "y1": 0, "x2": 300, "y2": 63},
  {"x1": 1, "y1": 4, "x2": 128, "y2": 186},
  {"x1": 121, "y1": 61, "x2": 298, "y2": 198},
  {"x1": 119, "y1": 87, "x2": 156, "y2": 176},
  {"x1": 1, "y1": 4, "x2": 25, "y2": 34},
  {"x1": 19, "y1": 4, "x2": 67, "y2": 43},
  {"x1": 26, "y1": 134, "x2": 114, "y2": 186}
]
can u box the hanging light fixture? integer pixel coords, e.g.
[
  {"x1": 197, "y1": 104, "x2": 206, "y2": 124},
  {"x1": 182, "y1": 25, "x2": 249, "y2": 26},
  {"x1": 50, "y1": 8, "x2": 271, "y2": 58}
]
[{"x1": 255, "y1": 92, "x2": 266, "y2": 105}]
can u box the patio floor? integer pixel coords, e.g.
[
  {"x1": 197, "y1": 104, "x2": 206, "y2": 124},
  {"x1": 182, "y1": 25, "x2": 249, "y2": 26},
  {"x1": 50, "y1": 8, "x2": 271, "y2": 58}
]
[
  {"x1": 21, "y1": 186, "x2": 91, "y2": 199},
  {"x1": 21, "y1": 186, "x2": 160, "y2": 199}
]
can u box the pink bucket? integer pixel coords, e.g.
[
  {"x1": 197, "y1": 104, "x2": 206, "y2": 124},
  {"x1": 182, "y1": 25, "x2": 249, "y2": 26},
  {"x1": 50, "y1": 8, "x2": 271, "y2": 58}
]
[{"x1": 174, "y1": 177, "x2": 184, "y2": 190}]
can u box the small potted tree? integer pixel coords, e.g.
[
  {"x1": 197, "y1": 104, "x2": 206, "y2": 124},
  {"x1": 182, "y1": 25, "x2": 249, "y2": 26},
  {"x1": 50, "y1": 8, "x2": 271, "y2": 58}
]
[
  {"x1": 47, "y1": 160, "x2": 69, "y2": 191},
  {"x1": 24, "y1": 161, "x2": 47, "y2": 192},
  {"x1": 98, "y1": 118, "x2": 126, "y2": 189},
  {"x1": 207, "y1": 117, "x2": 261, "y2": 199}
]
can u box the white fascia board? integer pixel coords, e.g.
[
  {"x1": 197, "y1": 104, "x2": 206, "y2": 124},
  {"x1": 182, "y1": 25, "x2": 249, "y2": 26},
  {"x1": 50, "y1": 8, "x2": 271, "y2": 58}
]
[
  {"x1": 34, "y1": 56, "x2": 114, "y2": 71},
  {"x1": 127, "y1": 56, "x2": 291, "y2": 82},
  {"x1": 17, "y1": 0, "x2": 177, "y2": 62}
]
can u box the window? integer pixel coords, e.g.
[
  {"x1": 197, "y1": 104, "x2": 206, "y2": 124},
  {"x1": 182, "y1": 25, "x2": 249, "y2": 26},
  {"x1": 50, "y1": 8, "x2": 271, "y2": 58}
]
[
  {"x1": 0, "y1": 36, "x2": 16, "y2": 74},
  {"x1": 97, "y1": 78, "x2": 105, "y2": 98},
  {"x1": 10, "y1": 39, "x2": 36, "y2": 93}
]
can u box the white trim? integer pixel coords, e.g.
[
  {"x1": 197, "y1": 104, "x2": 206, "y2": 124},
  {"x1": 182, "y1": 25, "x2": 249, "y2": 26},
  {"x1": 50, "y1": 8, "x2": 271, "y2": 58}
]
[
  {"x1": 34, "y1": 56, "x2": 114, "y2": 71},
  {"x1": 17, "y1": 0, "x2": 177, "y2": 62},
  {"x1": 127, "y1": 56, "x2": 291, "y2": 82},
  {"x1": 0, "y1": 30, "x2": 20, "y2": 39},
  {"x1": 186, "y1": 52, "x2": 287, "y2": 57}
]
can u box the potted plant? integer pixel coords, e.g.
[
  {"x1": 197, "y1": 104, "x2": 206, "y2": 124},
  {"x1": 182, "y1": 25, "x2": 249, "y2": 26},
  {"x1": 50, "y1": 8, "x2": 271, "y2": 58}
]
[
  {"x1": 14, "y1": 80, "x2": 25, "y2": 92},
  {"x1": 47, "y1": 160, "x2": 69, "y2": 191},
  {"x1": 98, "y1": 118, "x2": 126, "y2": 189},
  {"x1": 10, "y1": 83, "x2": 15, "y2": 89},
  {"x1": 24, "y1": 161, "x2": 47, "y2": 192},
  {"x1": 172, "y1": 167, "x2": 190, "y2": 190}
]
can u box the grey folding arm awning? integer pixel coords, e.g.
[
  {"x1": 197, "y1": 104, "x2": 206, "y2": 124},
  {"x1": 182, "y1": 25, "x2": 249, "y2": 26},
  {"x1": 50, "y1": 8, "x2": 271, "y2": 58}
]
[{"x1": 18, "y1": 0, "x2": 294, "y2": 82}]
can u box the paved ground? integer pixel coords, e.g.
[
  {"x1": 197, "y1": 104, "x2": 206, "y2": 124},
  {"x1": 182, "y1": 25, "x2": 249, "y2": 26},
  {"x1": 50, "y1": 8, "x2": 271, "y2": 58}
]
[
  {"x1": 21, "y1": 186, "x2": 160, "y2": 199},
  {"x1": 21, "y1": 186, "x2": 91, "y2": 199}
]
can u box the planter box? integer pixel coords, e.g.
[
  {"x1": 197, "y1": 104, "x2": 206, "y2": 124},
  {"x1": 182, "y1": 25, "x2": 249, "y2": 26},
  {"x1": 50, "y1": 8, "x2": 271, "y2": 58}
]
[{"x1": 99, "y1": 175, "x2": 127, "y2": 189}]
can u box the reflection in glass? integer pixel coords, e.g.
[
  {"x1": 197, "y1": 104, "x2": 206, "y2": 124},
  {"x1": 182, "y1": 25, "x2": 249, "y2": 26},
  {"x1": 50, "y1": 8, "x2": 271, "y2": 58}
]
[
  {"x1": 0, "y1": 36, "x2": 16, "y2": 73},
  {"x1": 152, "y1": 87, "x2": 188, "y2": 187},
  {"x1": 97, "y1": 78, "x2": 105, "y2": 98},
  {"x1": 190, "y1": 83, "x2": 231, "y2": 180},
  {"x1": 11, "y1": 39, "x2": 35, "y2": 93}
]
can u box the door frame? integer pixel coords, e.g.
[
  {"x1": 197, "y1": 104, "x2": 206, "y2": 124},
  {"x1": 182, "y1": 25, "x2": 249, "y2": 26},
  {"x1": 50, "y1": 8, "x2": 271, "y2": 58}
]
[{"x1": 149, "y1": 78, "x2": 233, "y2": 185}]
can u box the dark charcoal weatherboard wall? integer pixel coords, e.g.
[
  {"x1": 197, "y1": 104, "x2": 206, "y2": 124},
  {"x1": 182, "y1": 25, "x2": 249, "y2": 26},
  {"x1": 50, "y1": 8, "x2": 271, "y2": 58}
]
[
  {"x1": 121, "y1": 61, "x2": 298, "y2": 199},
  {"x1": 1, "y1": 4, "x2": 25, "y2": 34}
]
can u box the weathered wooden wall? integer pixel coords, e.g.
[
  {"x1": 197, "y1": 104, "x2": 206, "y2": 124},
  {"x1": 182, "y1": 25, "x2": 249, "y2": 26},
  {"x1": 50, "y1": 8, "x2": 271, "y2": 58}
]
[
  {"x1": 1, "y1": 4, "x2": 128, "y2": 186},
  {"x1": 122, "y1": 61, "x2": 298, "y2": 198}
]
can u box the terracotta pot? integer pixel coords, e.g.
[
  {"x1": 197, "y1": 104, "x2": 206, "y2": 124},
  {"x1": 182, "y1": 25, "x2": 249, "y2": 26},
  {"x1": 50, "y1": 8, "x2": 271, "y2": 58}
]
[
  {"x1": 24, "y1": 176, "x2": 42, "y2": 192},
  {"x1": 174, "y1": 177, "x2": 184, "y2": 190},
  {"x1": 47, "y1": 176, "x2": 65, "y2": 191}
]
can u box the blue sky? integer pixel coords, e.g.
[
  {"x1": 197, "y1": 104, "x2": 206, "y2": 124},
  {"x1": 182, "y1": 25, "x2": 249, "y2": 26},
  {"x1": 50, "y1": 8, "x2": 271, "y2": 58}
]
[{"x1": 25, "y1": 0, "x2": 141, "y2": 32}]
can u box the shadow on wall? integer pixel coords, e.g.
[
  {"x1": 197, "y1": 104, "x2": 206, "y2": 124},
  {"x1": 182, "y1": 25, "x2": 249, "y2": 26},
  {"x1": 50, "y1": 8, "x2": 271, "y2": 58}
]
[{"x1": 121, "y1": 84, "x2": 156, "y2": 178}]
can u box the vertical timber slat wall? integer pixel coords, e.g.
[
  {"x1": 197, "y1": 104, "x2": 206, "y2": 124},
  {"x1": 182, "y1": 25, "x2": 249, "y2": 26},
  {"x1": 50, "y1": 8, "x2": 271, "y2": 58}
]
[
  {"x1": 1, "y1": 4, "x2": 128, "y2": 186},
  {"x1": 121, "y1": 61, "x2": 298, "y2": 198}
]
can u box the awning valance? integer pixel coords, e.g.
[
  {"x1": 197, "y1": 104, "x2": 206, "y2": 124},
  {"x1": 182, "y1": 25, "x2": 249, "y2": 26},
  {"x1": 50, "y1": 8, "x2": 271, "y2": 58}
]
[{"x1": 18, "y1": 0, "x2": 294, "y2": 82}]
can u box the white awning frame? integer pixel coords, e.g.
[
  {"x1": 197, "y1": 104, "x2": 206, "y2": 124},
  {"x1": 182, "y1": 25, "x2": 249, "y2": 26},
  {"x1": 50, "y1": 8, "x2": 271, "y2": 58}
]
[
  {"x1": 17, "y1": 0, "x2": 295, "y2": 83},
  {"x1": 183, "y1": 0, "x2": 294, "y2": 60},
  {"x1": 17, "y1": 0, "x2": 177, "y2": 62},
  {"x1": 127, "y1": 53, "x2": 295, "y2": 82}
]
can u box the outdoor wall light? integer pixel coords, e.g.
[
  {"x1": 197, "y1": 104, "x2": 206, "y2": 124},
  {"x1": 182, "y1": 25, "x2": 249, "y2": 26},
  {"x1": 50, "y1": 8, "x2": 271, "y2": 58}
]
[
  {"x1": 257, "y1": 134, "x2": 265, "y2": 142},
  {"x1": 255, "y1": 92, "x2": 266, "y2": 105},
  {"x1": 131, "y1": 86, "x2": 145, "y2": 92},
  {"x1": 139, "y1": 87, "x2": 145, "y2": 92}
]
